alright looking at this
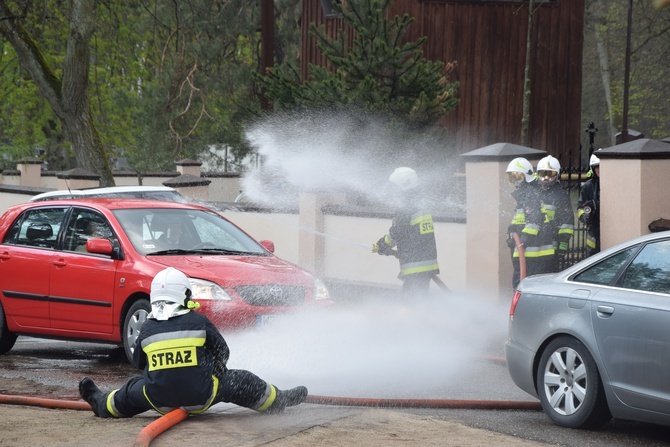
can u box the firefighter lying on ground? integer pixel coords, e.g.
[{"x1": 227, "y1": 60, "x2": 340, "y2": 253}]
[{"x1": 79, "y1": 267, "x2": 308, "y2": 418}]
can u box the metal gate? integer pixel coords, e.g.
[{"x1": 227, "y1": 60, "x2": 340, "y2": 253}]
[{"x1": 557, "y1": 122, "x2": 598, "y2": 271}]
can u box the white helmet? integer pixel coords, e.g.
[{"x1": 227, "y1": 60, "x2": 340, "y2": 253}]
[
  {"x1": 389, "y1": 167, "x2": 418, "y2": 191},
  {"x1": 536, "y1": 155, "x2": 560, "y2": 187},
  {"x1": 589, "y1": 152, "x2": 600, "y2": 168},
  {"x1": 150, "y1": 267, "x2": 192, "y2": 320},
  {"x1": 506, "y1": 157, "x2": 535, "y2": 184}
]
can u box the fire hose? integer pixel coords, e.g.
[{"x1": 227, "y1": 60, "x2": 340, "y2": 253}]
[
  {"x1": 0, "y1": 366, "x2": 542, "y2": 446},
  {"x1": 381, "y1": 248, "x2": 451, "y2": 293},
  {"x1": 510, "y1": 232, "x2": 526, "y2": 283}
]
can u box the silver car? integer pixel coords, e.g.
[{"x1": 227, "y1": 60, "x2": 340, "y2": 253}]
[{"x1": 505, "y1": 231, "x2": 670, "y2": 429}]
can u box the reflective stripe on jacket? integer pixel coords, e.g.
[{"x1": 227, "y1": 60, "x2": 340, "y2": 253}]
[{"x1": 134, "y1": 310, "x2": 230, "y2": 413}]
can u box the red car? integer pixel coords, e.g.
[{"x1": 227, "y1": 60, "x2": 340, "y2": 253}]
[{"x1": 0, "y1": 199, "x2": 331, "y2": 362}]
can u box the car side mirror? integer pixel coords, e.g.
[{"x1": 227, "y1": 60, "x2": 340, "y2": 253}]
[
  {"x1": 260, "y1": 240, "x2": 275, "y2": 253},
  {"x1": 86, "y1": 238, "x2": 113, "y2": 255}
]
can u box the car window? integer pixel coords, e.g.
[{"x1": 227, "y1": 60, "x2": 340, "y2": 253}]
[
  {"x1": 112, "y1": 208, "x2": 267, "y2": 255},
  {"x1": 571, "y1": 246, "x2": 638, "y2": 285},
  {"x1": 3, "y1": 207, "x2": 67, "y2": 249},
  {"x1": 62, "y1": 209, "x2": 117, "y2": 254},
  {"x1": 618, "y1": 239, "x2": 670, "y2": 294}
]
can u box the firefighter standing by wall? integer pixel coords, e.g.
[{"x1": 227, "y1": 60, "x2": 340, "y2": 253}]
[
  {"x1": 79, "y1": 267, "x2": 308, "y2": 418},
  {"x1": 528, "y1": 156, "x2": 575, "y2": 274},
  {"x1": 578, "y1": 152, "x2": 601, "y2": 258},
  {"x1": 505, "y1": 157, "x2": 541, "y2": 288},
  {"x1": 372, "y1": 167, "x2": 439, "y2": 297}
]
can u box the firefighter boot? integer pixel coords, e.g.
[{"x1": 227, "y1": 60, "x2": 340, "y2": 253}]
[
  {"x1": 265, "y1": 385, "x2": 308, "y2": 414},
  {"x1": 79, "y1": 377, "x2": 106, "y2": 417}
]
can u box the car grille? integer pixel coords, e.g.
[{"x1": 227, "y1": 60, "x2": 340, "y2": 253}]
[{"x1": 234, "y1": 285, "x2": 306, "y2": 307}]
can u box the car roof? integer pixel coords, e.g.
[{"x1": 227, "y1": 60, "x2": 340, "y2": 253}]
[
  {"x1": 18, "y1": 197, "x2": 208, "y2": 212},
  {"x1": 30, "y1": 186, "x2": 182, "y2": 202}
]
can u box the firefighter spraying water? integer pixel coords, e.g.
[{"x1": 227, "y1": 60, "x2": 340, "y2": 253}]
[{"x1": 371, "y1": 167, "x2": 443, "y2": 297}]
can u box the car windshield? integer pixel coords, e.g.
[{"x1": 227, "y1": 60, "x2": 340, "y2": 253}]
[{"x1": 113, "y1": 208, "x2": 267, "y2": 256}]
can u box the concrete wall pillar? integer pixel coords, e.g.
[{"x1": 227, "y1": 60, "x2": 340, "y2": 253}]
[
  {"x1": 175, "y1": 159, "x2": 202, "y2": 177},
  {"x1": 17, "y1": 158, "x2": 43, "y2": 187},
  {"x1": 175, "y1": 184, "x2": 209, "y2": 201},
  {"x1": 598, "y1": 139, "x2": 670, "y2": 249},
  {"x1": 163, "y1": 173, "x2": 211, "y2": 201},
  {"x1": 461, "y1": 143, "x2": 546, "y2": 300},
  {"x1": 298, "y1": 193, "x2": 327, "y2": 277}
]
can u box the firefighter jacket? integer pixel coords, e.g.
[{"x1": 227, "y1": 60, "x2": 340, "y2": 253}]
[
  {"x1": 132, "y1": 310, "x2": 230, "y2": 413},
  {"x1": 378, "y1": 196, "x2": 439, "y2": 278},
  {"x1": 509, "y1": 180, "x2": 543, "y2": 259},
  {"x1": 578, "y1": 176, "x2": 600, "y2": 251},
  {"x1": 524, "y1": 182, "x2": 574, "y2": 260}
]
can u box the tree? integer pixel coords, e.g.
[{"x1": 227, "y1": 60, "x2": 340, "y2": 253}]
[
  {"x1": 582, "y1": 0, "x2": 670, "y2": 147},
  {"x1": 0, "y1": 1, "x2": 279, "y2": 176},
  {"x1": 255, "y1": 0, "x2": 459, "y2": 128},
  {"x1": 0, "y1": 0, "x2": 114, "y2": 185},
  {"x1": 521, "y1": 0, "x2": 535, "y2": 147}
]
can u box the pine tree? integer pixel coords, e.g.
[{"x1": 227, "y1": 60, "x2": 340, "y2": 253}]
[{"x1": 256, "y1": 0, "x2": 459, "y2": 127}]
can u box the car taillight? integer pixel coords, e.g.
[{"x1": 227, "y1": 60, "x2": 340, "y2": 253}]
[{"x1": 509, "y1": 290, "x2": 522, "y2": 317}]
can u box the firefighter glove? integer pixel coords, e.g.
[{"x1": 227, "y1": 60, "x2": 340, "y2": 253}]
[
  {"x1": 506, "y1": 233, "x2": 516, "y2": 249},
  {"x1": 558, "y1": 241, "x2": 569, "y2": 252},
  {"x1": 373, "y1": 237, "x2": 394, "y2": 256}
]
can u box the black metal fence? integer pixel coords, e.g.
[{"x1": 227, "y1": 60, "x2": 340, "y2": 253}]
[
  {"x1": 558, "y1": 167, "x2": 590, "y2": 271},
  {"x1": 557, "y1": 124, "x2": 596, "y2": 270}
]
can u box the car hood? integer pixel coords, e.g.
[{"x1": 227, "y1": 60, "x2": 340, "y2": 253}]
[{"x1": 149, "y1": 254, "x2": 313, "y2": 287}]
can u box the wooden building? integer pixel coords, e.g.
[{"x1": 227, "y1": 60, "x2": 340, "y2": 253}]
[{"x1": 300, "y1": 0, "x2": 585, "y2": 166}]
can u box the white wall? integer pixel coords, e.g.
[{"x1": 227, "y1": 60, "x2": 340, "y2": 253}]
[{"x1": 220, "y1": 209, "x2": 466, "y2": 292}]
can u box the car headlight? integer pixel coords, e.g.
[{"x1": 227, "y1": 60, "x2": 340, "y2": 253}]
[
  {"x1": 189, "y1": 278, "x2": 232, "y2": 301},
  {"x1": 314, "y1": 278, "x2": 330, "y2": 300}
]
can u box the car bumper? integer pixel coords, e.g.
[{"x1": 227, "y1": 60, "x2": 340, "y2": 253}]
[{"x1": 504, "y1": 338, "x2": 538, "y2": 398}]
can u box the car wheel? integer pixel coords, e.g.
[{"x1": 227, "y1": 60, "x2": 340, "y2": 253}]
[
  {"x1": 0, "y1": 301, "x2": 18, "y2": 354},
  {"x1": 536, "y1": 336, "x2": 611, "y2": 428},
  {"x1": 122, "y1": 299, "x2": 150, "y2": 364}
]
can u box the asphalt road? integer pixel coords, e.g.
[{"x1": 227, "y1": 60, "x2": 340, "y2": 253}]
[{"x1": 2, "y1": 334, "x2": 670, "y2": 447}]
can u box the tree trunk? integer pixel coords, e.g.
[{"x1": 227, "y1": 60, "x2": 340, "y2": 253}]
[
  {"x1": 0, "y1": 0, "x2": 115, "y2": 186},
  {"x1": 521, "y1": 0, "x2": 535, "y2": 147},
  {"x1": 591, "y1": 0, "x2": 618, "y2": 146}
]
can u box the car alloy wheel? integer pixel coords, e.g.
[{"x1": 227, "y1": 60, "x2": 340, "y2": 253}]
[
  {"x1": 122, "y1": 299, "x2": 150, "y2": 364},
  {"x1": 536, "y1": 336, "x2": 611, "y2": 428}
]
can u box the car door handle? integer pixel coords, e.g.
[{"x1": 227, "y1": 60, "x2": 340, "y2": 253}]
[
  {"x1": 0, "y1": 251, "x2": 10, "y2": 260},
  {"x1": 597, "y1": 305, "x2": 614, "y2": 317},
  {"x1": 52, "y1": 259, "x2": 67, "y2": 267}
]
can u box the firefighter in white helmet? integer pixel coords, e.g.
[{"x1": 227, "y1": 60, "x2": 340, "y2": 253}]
[
  {"x1": 527, "y1": 155, "x2": 574, "y2": 274},
  {"x1": 505, "y1": 157, "x2": 542, "y2": 288},
  {"x1": 578, "y1": 151, "x2": 601, "y2": 257},
  {"x1": 372, "y1": 167, "x2": 439, "y2": 297},
  {"x1": 79, "y1": 267, "x2": 307, "y2": 418}
]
